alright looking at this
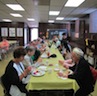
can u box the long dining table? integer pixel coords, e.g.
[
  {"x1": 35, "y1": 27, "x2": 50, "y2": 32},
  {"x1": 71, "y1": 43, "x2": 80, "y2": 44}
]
[{"x1": 26, "y1": 45, "x2": 79, "y2": 92}]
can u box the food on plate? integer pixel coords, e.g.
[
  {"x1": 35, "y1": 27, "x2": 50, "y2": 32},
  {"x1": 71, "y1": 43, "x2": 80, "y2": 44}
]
[{"x1": 49, "y1": 64, "x2": 53, "y2": 66}]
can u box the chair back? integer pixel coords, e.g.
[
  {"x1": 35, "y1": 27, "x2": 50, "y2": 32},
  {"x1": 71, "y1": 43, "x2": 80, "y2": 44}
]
[
  {"x1": 90, "y1": 66, "x2": 97, "y2": 85},
  {"x1": 0, "y1": 76, "x2": 10, "y2": 96}
]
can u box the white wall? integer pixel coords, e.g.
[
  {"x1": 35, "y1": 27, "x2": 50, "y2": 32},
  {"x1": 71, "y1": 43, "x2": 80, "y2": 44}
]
[{"x1": 24, "y1": 28, "x2": 27, "y2": 45}]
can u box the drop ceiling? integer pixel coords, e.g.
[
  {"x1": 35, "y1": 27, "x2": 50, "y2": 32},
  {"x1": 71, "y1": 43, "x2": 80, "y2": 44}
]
[{"x1": 0, "y1": 0, "x2": 97, "y2": 27}]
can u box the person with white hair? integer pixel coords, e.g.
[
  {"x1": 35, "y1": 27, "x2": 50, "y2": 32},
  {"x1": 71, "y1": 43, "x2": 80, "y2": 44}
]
[
  {"x1": 58, "y1": 47, "x2": 94, "y2": 96},
  {"x1": 55, "y1": 38, "x2": 61, "y2": 48}
]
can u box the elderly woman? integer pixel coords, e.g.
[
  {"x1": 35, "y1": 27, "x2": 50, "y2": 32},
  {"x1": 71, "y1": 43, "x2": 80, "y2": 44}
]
[
  {"x1": 58, "y1": 47, "x2": 94, "y2": 96},
  {"x1": 23, "y1": 46, "x2": 35, "y2": 68},
  {"x1": 1, "y1": 47, "x2": 32, "y2": 96}
]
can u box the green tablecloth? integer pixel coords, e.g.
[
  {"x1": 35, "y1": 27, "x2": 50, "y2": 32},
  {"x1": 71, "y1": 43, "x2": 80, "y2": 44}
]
[{"x1": 26, "y1": 45, "x2": 79, "y2": 91}]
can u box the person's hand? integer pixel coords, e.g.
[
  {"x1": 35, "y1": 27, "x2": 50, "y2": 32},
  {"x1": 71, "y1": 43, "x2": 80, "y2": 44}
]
[
  {"x1": 37, "y1": 58, "x2": 42, "y2": 63},
  {"x1": 27, "y1": 66, "x2": 32, "y2": 71},
  {"x1": 58, "y1": 71, "x2": 69, "y2": 78},
  {"x1": 57, "y1": 72, "x2": 64, "y2": 77},
  {"x1": 59, "y1": 60, "x2": 64, "y2": 65},
  {"x1": 24, "y1": 66, "x2": 32, "y2": 76},
  {"x1": 63, "y1": 63, "x2": 69, "y2": 69}
]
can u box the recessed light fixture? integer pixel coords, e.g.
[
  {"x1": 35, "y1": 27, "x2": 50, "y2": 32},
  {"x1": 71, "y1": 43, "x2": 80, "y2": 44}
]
[
  {"x1": 48, "y1": 20, "x2": 54, "y2": 23},
  {"x1": 10, "y1": 13, "x2": 23, "y2": 17},
  {"x1": 2, "y1": 19, "x2": 12, "y2": 22},
  {"x1": 64, "y1": 17, "x2": 78, "y2": 20},
  {"x1": 6, "y1": 4, "x2": 25, "y2": 11},
  {"x1": 27, "y1": 18, "x2": 35, "y2": 21},
  {"x1": 49, "y1": 11, "x2": 60, "y2": 16},
  {"x1": 65, "y1": 0, "x2": 85, "y2": 7},
  {"x1": 56, "y1": 17, "x2": 64, "y2": 20}
]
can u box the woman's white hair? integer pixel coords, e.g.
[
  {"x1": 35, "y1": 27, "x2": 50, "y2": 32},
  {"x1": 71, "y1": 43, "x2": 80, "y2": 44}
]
[{"x1": 72, "y1": 47, "x2": 84, "y2": 58}]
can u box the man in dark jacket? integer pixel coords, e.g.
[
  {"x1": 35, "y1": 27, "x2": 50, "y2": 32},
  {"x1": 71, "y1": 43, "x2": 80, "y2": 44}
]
[
  {"x1": 58, "y1": 47, "x2": 94, "y2": 96},
  {"x1": 61, "y1": 33, "x2": 70, "y2": 52},
  {"x1": 68, "y1": 47, "x2": 94, "y2": 96}
]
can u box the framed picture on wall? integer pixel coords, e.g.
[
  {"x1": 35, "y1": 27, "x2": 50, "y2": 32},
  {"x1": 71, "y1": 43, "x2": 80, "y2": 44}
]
[
  {"x1": 1, "y1": 27, "x2": 8, "y2": 37},
  {"x1": 17, "y1": 28, "x2": 23, "y2": 37},
  {"x1": 9, "y1": 28, "x2": 15, "y2": 37}
]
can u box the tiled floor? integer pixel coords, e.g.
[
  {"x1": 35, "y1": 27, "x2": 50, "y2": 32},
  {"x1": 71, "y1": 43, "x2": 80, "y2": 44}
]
[{"x1": 0, "y1": 53, "x2": 97, "y2": 96}]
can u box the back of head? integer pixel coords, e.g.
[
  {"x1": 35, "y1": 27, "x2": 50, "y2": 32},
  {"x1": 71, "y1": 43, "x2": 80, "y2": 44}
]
[
  {"x1": 72, "y1": 47, "x2": 84, "y2": 58},
  {"x1": 13, "y1": 46, "x2": 26, "y2": 58}
]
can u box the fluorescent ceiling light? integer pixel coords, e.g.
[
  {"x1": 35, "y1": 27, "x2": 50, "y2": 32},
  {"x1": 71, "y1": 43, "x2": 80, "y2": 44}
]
[
  {"x1": 6, "y1": 4, "x2": 25, "y2": 11},
  {"x1": 10, "y1": 13, "x2": 23, "y2": 17},
  {"x1": 64, "y1": 17, "x2": 78, "y2": 20},
  {"x1": 83, "y1": 8, "x2": 97, "y2": 14},
  {"x1": 49, "y1": 11, "x2": 60, "y2": 16},
  {"x1": 65, "y1": 0, "x2": 85, "y2": 7},
  {"x1": 56, "y1": 17, "x2": 64, "y2": 20},
  {"x1": 27, "y1": 18, "x2": 35, "y2": 21},
  {"x1": 48, "y1": 20, "x2": 54, "y2": 23},
  {"x1": 2, "y1": 19, "x2": 12, "y2": 22}
]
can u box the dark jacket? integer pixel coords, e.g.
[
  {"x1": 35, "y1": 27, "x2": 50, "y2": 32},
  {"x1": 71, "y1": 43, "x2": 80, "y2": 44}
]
[
  {"x1": 68, "y1": 57, "x2": 94, "y2": 92},
  {"x1": 1, "y1": 60, "x2": 27, "y2": 94}
]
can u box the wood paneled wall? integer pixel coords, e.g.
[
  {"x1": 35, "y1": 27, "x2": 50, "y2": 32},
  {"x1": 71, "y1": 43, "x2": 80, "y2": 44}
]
[
  {"x1": 0, "y1": 22, "x2": 29, "y2": 46},
  {"x1": 39, "y1": 23, "x2": 67, "y2": 37}
]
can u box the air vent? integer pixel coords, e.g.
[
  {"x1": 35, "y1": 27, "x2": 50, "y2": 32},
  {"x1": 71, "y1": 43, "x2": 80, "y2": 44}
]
[{"x1": 38, "y1": 0, "x2": 50, "y2": 6}]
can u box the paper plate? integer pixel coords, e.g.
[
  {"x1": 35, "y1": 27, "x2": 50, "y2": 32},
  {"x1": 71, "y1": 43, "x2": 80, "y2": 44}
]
[
  {"x1": 38, "y1": 66, "x2": 47, "y2": 71},
  {"x1": 31, "y1": 70, "x2": 45, "y2": 77}
]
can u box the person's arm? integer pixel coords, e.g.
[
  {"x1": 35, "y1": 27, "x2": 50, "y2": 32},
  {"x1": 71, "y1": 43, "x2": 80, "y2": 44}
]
[
  {"x1": 37, "y1": 57, "x2": 42, "y2": 63},
  {"x1": 19, "y1": 66, "x2": 32, "y2": 80},
  {"x1": 68, "y1": 63, "x2": 86, "y2": 81}
]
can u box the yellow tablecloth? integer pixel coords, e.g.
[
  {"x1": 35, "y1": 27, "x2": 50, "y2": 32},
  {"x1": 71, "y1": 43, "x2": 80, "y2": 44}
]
[{"x1": 26, "y1": 45, "x2": 79, "y2": 91}]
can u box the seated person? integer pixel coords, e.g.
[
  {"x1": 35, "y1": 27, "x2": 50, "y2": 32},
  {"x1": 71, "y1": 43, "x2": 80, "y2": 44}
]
[
  {"x1": 31, "y1": 49, "x2": 41, "y2": 61},
  {"x1": 23, "y1": 47, "x2": 35, "y2": 68},
  {"x1": 0, "y1": 38, "x2": 9, "y2": 59},
  {"x1": 1, "y1": 47, "x2": 32, "y2": 96},
  {"x1": 0, "y1": 38, "x2": 9, "y2": 50},
  {"x1": 55, "y1": 38, "x2": 61, "y2": 49},
  {"x1": 58, "y1": 47, "x2": 94, "y2": 96},
  {"x1": 39, "y1": 43, "x2": 46, "y2": 53}
]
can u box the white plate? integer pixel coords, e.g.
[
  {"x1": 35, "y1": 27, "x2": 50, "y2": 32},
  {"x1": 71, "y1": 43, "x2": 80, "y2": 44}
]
[
  {"x1": 38, "y1": 66, "x2": 47, "y2": 71},
  {"x1": 54, "y1": 68, "x2": 60, "y2": 71},
  {"x1": 58, "y1": 76, "x2": 67, "y2": 80},
  {"x1": 31, "y1": 70, "x2": 45, "y2": 77},
  {"x1": 68, "y1": 69, "x2": 73, "y2": 75}
]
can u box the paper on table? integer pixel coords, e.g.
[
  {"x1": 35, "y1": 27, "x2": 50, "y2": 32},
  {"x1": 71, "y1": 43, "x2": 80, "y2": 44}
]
[
  {"x1": 41, "y1": 52, "x2": 48, "y2": 58},
  {"x1": 58, "y1": 76, "x2": 67, "y2": 80},
  {"x1": 38, "y1": 66, "x2": 47, "y2": 71},
  {"x1": 31, "y1": 70, "x2": 45, "y2": 77}
]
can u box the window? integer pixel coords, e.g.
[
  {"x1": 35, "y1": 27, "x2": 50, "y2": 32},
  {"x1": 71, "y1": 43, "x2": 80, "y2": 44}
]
[{"x1": 31, "y1": 28, "x2": 38, "y2": 41}]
